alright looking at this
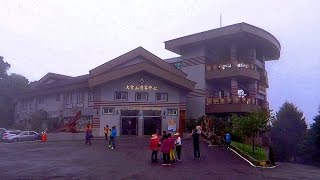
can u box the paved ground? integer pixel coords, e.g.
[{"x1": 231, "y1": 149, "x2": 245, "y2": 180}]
[{"x1": 0, "y1": 138, "x2": 319, "y2": 180}]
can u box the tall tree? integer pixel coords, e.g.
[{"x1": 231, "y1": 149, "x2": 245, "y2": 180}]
[
  {"x1": 271, "y1": 102, "x2": 307, "y2": 162},
  {"x1": 232, "y1": 110, "x2": 269, "y2": 154},
  {"x1": 310, "y1": 107, "x2": 320, "y2": 162},
  {"x1": 0, "y1": 57, "x2": 29, "y2": 127},
  {"x1": 0, "y1": 56, "x2": 10, "y2": 79}
]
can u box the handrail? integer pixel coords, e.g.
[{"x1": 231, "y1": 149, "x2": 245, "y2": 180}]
[
  {"x1": 206, "y1": 97, "x2": 256, "y2": 105},
  {"x1": 206, "y1": 62, "x2": 255, "y2": 72}
]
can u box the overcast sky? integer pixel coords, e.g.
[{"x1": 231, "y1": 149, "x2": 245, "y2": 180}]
[{"x1": 0, "y1": 0, "x2": 319, "y2": 125}]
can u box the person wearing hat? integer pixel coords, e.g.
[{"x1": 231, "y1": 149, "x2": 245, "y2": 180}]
[
  {"x1": 175, "y1": 133, "x2": 182, "y2": 161},
  {"x1": 149, "y1": 134, "x2": 160, "y2": 163}
]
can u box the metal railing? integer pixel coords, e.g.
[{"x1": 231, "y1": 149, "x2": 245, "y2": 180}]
[{"x1": 206, "y1": 62, "x2": 256, "y2": 72}]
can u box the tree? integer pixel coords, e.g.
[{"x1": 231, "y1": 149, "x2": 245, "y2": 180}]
[
  {"x1": 232, "y1": 110, "x2": 269, "y2": 154},
  {"x1": 0, "y1": 56, "x2": 10, "y2": 79},
  {"x1": 309, "y1": 107, "x2": 320, "y2": 162},
  {"x1": 0, "y1": 57, "x2": 30, "y2": 127},
  {"x1": 271, "y1": 102, "x2": 307, "y2": 162},
  {"x1": 29, "y1": 110, "x2": 48, "y2": 132}
]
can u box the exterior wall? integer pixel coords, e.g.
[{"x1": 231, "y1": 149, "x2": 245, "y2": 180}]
[
  {"x1": 95, "y1": 73, "x2": 186, "y2": 136},
  {"x1": 180, "y1": 45, "x2": 206, "y2": 119}
]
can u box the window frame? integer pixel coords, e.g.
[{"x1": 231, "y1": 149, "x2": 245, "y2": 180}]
[
  {"x1": 167, "y1": 109, "x2": 178, "y2": 116},
  {"x1": 103, "y1": 107, "x2": 114, "y2": 115},
  {"x1": 88, "y1": 91, "x2": 94, "y2": 102},
  {"x1": 56, "y1": 93, "x2": 60, "y2": 101},
  {"x1": 76, "y1": 90, "x2": 85, "y2": 103},
  {"x1": 114, "y1": 91, "x2": 128, "y2": 100},
  {"x1": 135, "y1": 92, "x2": 148, "y2": 101},
  {"x1": 156, "y1": 93, "x2": 168, "y2": 102}
]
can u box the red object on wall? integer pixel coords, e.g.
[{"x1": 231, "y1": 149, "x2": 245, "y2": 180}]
[{"x1": 55, "y1": 111, "x2": 82, "y2": 133}]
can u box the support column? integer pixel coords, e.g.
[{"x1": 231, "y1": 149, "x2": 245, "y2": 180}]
[
  {"x1": 138, "y1": 109, "x2": 143, "y2": 136},
  {"x1": 230, "y1": 46, "x2": 238, "y2": 68},
  {"x1": 248, "y1": 80, "x2": 258, "y2": 105},
  {"x1": 231, "y1": 78, "x2": 238, "y2": 98}
]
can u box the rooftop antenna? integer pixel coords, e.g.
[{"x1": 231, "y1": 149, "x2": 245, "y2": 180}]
[{"x1": 220, "y1": 14, "x2": 222, "y2": 27}]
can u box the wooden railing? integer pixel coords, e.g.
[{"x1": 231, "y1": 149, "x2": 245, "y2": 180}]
[
  {"x1": 206, "y1": 62, "x2": 256, "y2": 72},
  {"x1": 206, "y1": 97, "x2": 257, "y2": 105}
]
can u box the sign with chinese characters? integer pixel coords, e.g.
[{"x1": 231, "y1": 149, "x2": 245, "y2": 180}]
[{"x1": 126, "y1": 85, "x2": 158, "y2": 91}]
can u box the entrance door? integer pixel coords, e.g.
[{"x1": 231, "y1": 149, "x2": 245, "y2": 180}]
[
  {"x1": 144, "y1": 117, "x2": 161, "y2": 135},
  {"x1": 121, "y1": 117, "x2": 137, "y2": 135},
  {"x1": 179, "y1": 110, "x2": 186, "y2": 137}
]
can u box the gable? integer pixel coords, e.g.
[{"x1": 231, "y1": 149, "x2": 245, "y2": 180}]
[
  {"x1": 88, "y1": 62, "x2": 195, "y2": 91},
  {"x1": 89, "y1": 47, "x2": 187, "y2": 78}
]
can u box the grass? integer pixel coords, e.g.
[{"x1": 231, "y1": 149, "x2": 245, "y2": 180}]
[{"x1": 231, "y1": 141, "x2": 268, "y2": 161}]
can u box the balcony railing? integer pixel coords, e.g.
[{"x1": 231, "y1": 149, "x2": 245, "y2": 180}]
[
  {"x1": 206, "y1": 62, "x2": 255, "y2": 72},
  {"x1": 206, "y1": 96, "x2": 256, "y2": 105}
]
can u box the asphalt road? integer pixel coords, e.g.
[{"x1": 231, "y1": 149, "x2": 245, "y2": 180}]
[{"x1": 0, "y1": 139, "x2": 319, "y2": 180}]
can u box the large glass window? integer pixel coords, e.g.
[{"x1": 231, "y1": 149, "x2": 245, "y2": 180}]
[
  {"x1": 66, "y1": 92, "x2": 73, "y2": 104},
  {"x1": 88, "y1": 91, "x2": 94, "y2": 101},
  {"x1": 115, "y1": 91, "x2": 128, "y2": 100},
  {"x1": 136, "y1": 92, "x2": 148, "y2": 101},
  {"x1": 156, "y1": 93, "x2": 168, "y2": 101}
]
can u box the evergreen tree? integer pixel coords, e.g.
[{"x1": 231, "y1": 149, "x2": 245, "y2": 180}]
[{"x1": 271, "y1": 102, "x2": 307, "y2": 162}]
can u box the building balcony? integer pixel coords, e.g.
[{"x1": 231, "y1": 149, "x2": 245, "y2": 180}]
[
  {"x1": 258, "y1": 84, "x2": 267, "y2": 95},
  {"x1": 260, "y1": 70, "x2": 269, "y2": 88},
  {"x1": 205, "y1": 97, "x2": 264, "y2": 114},
  {"x1": 206, "y1": 63, "x2": 260, "y2": 80}
]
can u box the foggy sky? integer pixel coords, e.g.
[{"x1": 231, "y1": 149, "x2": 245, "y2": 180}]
[{"x1": 0, "y1": 0, "x2": 319, "y2": 125}]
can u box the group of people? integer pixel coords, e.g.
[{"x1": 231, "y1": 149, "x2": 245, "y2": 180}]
[
  {"x1": 85, "y1": 124, "x2": 117, "y2": 149},
  {"x1": 104, "y1": 125, "x2": 117, "y2": 149},
  {"x1": 149, "y1": 126, "x2": 202, "y2": 166},
  {"x1": 149, "y1": 131, "x2": 181, "y2": 166}
]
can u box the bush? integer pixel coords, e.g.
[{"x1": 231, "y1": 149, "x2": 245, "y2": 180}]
[
  {"x1": 29, "y1": 110, "x2": 48, "y2": 132},
  {"x1": 46, "y1": 118, "x2": 63, "y2": 132},
  {"x1": 185, "y1": 119, "x2": 198, "y2": 132}
]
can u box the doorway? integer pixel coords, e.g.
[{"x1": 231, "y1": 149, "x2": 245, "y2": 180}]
[
  {"x1": 121, "y1": 110, "x2": 139, "y2": 136},
  {"x1": 143, "y1": 110, "x2": 161, "y2": 135},
  {"x1": 121, "y1": 117, "x2": 138, "y2": 135}
]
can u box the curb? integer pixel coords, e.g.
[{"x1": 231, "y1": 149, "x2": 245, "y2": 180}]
[{"x1": 230, "y1": 148, "x2": 276, "y2": 169}]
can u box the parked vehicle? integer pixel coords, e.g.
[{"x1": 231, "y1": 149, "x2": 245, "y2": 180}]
[
  {"x1": 2, "y1": 131, "x2": 40, "y2": 143},
  {"x1": 0, "y1": 128, "x2": 7, "y2": 140},
  {"x1": 1, "y1": 130, "x2": 21, "y2": 142}
]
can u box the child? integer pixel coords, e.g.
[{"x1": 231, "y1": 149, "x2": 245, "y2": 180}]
[
  {"x1": 175, "y1": 133, "x2": 182, "y2": 161},
  {"x1": 149, "y1": 134, "x2": 159, "y2": 163}
]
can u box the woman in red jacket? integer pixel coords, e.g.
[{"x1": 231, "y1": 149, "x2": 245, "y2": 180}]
[
  {"x1": 161, "y1": 133, "x2": 173, "y2": 166},
  {"x1": 150, "y1": 134, "x2": 160, "y2": 163}
]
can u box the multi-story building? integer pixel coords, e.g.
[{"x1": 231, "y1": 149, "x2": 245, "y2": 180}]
[
  {"x1": 14, "y1": 22, "x2": 280, "y2": 136},
  {"x1": 164, "y1": 22, "x2": 280, "y2": 119}
]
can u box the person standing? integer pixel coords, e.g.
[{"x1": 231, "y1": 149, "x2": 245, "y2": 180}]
[
  {"x1": 167, "y1": 133, "x2": 176, "y2": 163},
  {"x1": 149, "y1": 134, "x2": 160, "y2": 163},
  {"x1": 109, "y1": 126, "x2": 117, "y2": 149},
  {"x1": 85, "y1": 123, "x2": 93, "y2": 145},
  {"x1": 161, "y1": 131, "x2": 167, "y2": 160},
  {"x1": 175, "y1": 133, "x2": 182, "y2": 161},
  {"x1": 161, "y1": 134, "x2": 172, "y2": 166},
  {"x1": 225, "y1": 132, "x2": 231, "y2": 150},
  {"x1": 104, "y1": 125, "x2": 109, "y2": 141},
  {"x1": 192, "y1": 128, "x2": 200, "y2": 159}
]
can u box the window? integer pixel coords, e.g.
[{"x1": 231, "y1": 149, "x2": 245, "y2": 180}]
[
  {"x1": 103, "y1": 107, "x2": 114, "y2": 114},
  {"x1": 77, "y1": 90, "x2": 85, "y2": 103},
  {"x1": 37, "y1": 97, "x2": 44, "y2": 104},
  {"x1": 56, "y1": 93, "x2": 60, "y2": 101},
  {"x1": 88, "y1": 91, "x2": 94, "y2": 101},
  {"x1": 156, "y1": 93, "x2": 168, "y2": 101},
  {"x1": 167, "y1": 109, "x2": 178, "y2": 116},
  {"x1": 66, "y1": 92, "x2": 73, "y2": 104},
  {"x1": 114, "y1": 91, "x2": 128, "y2": 100},
  {"x1": 135, "y1": 92, "x2": 148, "y2": 101},
  {"x1": 173, "y1": 62, "x2": 182, "y2": 70}
]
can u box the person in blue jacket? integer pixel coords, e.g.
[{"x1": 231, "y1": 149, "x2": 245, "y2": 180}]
[
  {"x1": 225, "y1": 133, "x2": 231, "y2": 150},
  {"x1": 109, "y1": 126, "x2": 117, "y2": 149}
]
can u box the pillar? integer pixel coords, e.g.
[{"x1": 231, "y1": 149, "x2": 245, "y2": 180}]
[
  {"x1": 230, "y1": 46, "x2": 238, "y2": 68},
  {"x1": 231, "y1": 79, "x2": 238, "y2": 98},
  {"x1": 248, "y1": 80, "x2": 258, "y2": 105}
]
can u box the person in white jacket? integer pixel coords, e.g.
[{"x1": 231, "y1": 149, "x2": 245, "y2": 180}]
[{"x1": 175, "y1": 133, "x2": 182, "y2": 161}]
